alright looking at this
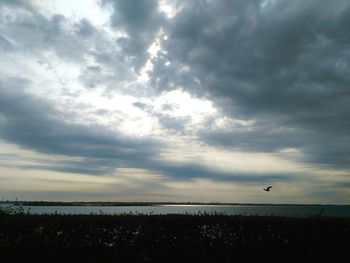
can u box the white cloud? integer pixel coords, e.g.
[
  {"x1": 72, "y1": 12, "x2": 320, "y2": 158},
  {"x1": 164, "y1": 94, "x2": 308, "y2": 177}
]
[
  {"x1": 1, "y1": 0, "x2": 349, "y2": 203},
  {"x1": 32, "y1": 0, "x2": 112, "y2": 26}
]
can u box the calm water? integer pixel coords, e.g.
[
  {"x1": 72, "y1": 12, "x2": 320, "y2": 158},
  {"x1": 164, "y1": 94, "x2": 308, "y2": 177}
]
[{"x1": 14, "y1": 205, "x2": 350, "y2": 217}]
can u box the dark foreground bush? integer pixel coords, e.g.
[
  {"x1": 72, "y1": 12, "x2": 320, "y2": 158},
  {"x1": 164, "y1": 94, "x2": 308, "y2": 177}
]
[{"x1": 0, "y1": 214, "x2": 349, "y2": 262}]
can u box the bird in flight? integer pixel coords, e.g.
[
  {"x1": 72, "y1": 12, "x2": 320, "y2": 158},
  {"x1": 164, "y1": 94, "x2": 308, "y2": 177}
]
[{"x1": 263, "y1": 186, "x2": 272, "y2": 192}]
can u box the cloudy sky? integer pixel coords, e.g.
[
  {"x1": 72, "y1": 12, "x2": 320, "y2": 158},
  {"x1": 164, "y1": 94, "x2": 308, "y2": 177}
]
[{"x1": 0, "y1": 0, "x2": 349, "y2": 204}]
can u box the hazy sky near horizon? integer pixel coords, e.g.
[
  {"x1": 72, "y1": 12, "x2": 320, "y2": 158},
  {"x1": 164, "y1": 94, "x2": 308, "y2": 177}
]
[{"x1": 0, "y1": 0, "x2": 349, "y2": 203}]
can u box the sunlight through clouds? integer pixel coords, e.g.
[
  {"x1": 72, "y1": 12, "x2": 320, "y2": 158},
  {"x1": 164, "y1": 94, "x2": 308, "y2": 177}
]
[
  {"x1": 1, "y1": 0, "x2": 349, "y2": 203},
  {"x1": 31, "y1": 0, "x2": 112, "y2": 26}
]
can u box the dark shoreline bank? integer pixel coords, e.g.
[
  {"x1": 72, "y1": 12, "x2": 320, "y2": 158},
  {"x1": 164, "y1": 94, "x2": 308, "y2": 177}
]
[
  {"x1": 1, "y1": 214, "x2": 349, "y2": 262},
  {"x1": 2, "y1": 200, "x2": 349, "y2": 206}
]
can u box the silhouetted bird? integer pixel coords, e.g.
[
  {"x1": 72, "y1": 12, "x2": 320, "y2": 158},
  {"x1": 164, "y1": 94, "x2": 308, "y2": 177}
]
[{"x1": 263, "y1": 186, "x2": 272, "y2": 192}]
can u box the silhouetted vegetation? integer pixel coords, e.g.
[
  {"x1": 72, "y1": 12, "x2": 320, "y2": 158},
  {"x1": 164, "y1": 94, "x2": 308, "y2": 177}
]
[
  {"x1": 0, "y1": 205, "x2": 27, "y2": 215},
  {"x1": 0, "y1": 212, "x2": 349, "y2": 262}
]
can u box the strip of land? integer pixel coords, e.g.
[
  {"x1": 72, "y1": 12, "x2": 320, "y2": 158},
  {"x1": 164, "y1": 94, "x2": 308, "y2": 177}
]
[{"x1": 1, "y1": 200, "x2": 347, "y2": 206}]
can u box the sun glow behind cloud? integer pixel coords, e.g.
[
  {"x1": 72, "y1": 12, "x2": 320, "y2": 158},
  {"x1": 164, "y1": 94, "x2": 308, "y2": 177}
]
[
  {"x1": 32, "y1": 0, "x2": 112, "y2": 26},
  {"x1": 0, "y1": 0, "x2": 350, "y2": 203}
]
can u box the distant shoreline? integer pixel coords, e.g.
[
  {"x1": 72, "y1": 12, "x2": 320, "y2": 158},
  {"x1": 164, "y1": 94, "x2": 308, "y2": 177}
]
[{"x1": 1, "y1": 201, "x2": 349, "y2": 207}]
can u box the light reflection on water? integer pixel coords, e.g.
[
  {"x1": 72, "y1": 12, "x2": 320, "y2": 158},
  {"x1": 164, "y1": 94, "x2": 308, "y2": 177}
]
[{"x1": 15, "y1": 205, "x2": 350, "y2": 217}]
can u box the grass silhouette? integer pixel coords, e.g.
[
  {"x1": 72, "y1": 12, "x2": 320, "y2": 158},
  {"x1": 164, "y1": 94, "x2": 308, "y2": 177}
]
[{"x1": 0, "y1": 212, "x2": 349, "y2": 262}]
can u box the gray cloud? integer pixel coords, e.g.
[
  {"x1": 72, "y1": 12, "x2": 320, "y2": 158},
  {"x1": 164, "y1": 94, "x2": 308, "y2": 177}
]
[
  {"x1": 103, "y1": 0, "x2": 167, "y2": 71},
  {"x1": 20, "y1": 159, "x2": 117, "y2": 176},
  {"x1": 200, "y1": 120, "x2": 309, "y2": 153},
  {"x1": 0, "y1": 0, "x2": 27, "y2": 7},
  {"x1": 144, "y1": 161, "x2": 295, "y2": 184},
  {"x1": 149, "y1": 0, "x2": 350, "y2": 167},
  {"x1": 0, "y1": 78, "x2": 159, "y2": 172},
  {"x1": 1, "y1": 0, "x2": 349, "y2": 200},
  {"x1": 133, "y1": 101, "x2": 147, "y2": 110},
  {"x1": 0, "y1": 34, "x2": 13, "y2": 50},
  {"x1": 0, "y1": 5, "x2": 89, "y2": 67},
  {"x1": 156, "y1": 114, "x2": 192, "y2": 132},
  {"x1": 0, "y1": 77, "x2": 291, "y2": 184},
  {"x1": 0, "y1": 1, "x2": 134, "y2": 94}
]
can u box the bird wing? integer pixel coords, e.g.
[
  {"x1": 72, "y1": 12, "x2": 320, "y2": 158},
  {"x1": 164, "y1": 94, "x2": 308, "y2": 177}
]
[{"x1": 267, "y1": 186, "x2": 272, "y2": 190}]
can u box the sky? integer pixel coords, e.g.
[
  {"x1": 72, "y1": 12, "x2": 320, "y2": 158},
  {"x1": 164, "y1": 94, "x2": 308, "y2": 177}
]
[{"x1": 0, "y1": 0, "x2": 349, "y2": 204}]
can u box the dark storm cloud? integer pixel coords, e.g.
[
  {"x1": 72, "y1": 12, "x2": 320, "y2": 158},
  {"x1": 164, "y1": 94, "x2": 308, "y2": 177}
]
[
  {"x1": 1, "y1": 0, "x2": 348, "y2": 189},
  {"x1": 144, "y1": 161, "x2": 295, "y2": 184},
  {"x1": 20, "y1": 159, "x2": 116, "y2": 176},
  {"x1": 149, "y1": 0, "x2": 350, "y2": 167},
  {"x1": 0, "y1": 78, "x2": 159, "y2": 173},
  {"x1": 200, "y1": 119, "x2": 309, "y2": 153},
  {"x1": 103, "y1": 0, "x2": 167, "y2": 71},
  {"x1": 0, "y1": 77, "x2": 291, "y2": 183}
]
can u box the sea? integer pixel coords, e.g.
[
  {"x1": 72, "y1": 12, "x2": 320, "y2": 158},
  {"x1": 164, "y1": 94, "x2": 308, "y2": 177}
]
[{"x1": 9, "y1": 204, "x2": 350, "y2": 217}]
